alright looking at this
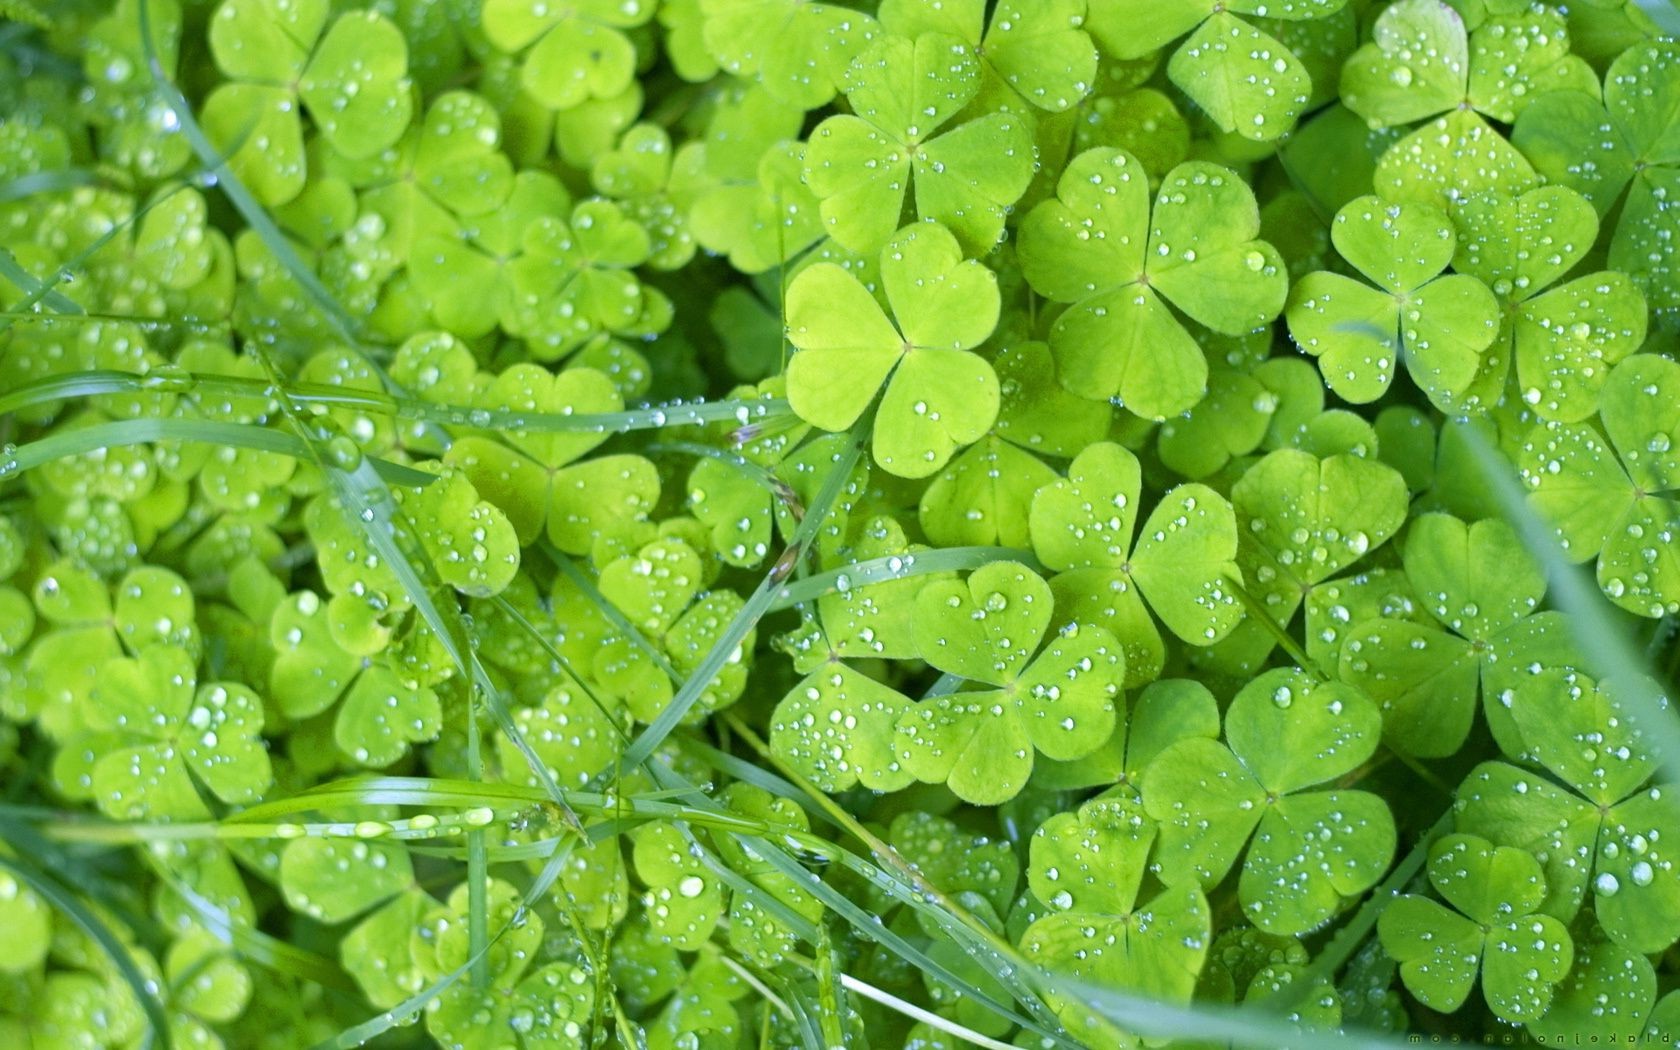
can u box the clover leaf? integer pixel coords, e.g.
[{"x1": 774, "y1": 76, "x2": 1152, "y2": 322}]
[
  {"x1": 890, "y1": 561, "x2": 1122, "y2": 803},
  {"x1": 1457, "y1": 671, "x2": 1680, "y2": 953},
  {"x1": 446, "y1": 363, "x2": 659, "y2": 555},
  {"x1": 1450, "y1": 186, "x2": 1648, "y2": 421},
  {"x1": 204, "y1": 0, "x2": 413, "y2": 204},
  {"x1": 879, "y1": 0, "x2": 1097, "y2": 114},
  {"x1": 1286, "y1": 195, "x2": 1499, "y2": 411},
  {"x1": 1379, "y1": 833, "x2": 1572, "y2": 1023},
  {"x1": 1018, "y1": 149, "x2": 1288, "y2": 420},
  {"x1": 1214, "y1": 448, "x2": 1407, "y2": 673},
  {"x1": 786, "y1": 222, "x2": 1001, "y2": 478},
  {"x1": 698, "y1": 0, "x2": 880, "y2": 110},
  {"x1": 803, "y1": 32, "x2": 1034, "y2": 255},
  {"x1": 496, "y1": 679, "x2": 628, "y2": 790},
  {"x1": 416, "y1": 879, "x2": 595, "y2": 1049},
  {"x1": 268, "y1": 589, "x2": 442, "y2": 767},
  {"x1": 1517, "y1": 354, "x2": 1680, "y2": 618},
  {"x1": 1527, "y1": 933, "x2": 1657, "y2": 1044},
  {"x1": 74, "y1": 646, "x2": 271, "y2": 820},
  {"x1": 1338, "y1": 513, "x2": 1578, "y2": 757},
  {"x1": 595, "y1": 536, "x2": 756, "y2": 723},
  {"x1": 1342, "y1": 0, "x2": 1593, "y2": 129},
  {"x1": 480, "y1": 0, "x2": 654, "y2": 112},
  {"x1": 1021, "y1": 794, "x2": 1211, "y2": 1034},
  {"x1": 634, "y1": 821, "x2": 726, "y2": 950},
  {"x1": 1085, "y1": 0, "x2": 1333, "y2": 140},
  {"x1": 279, "y1": 834, "x2": 414, "y2": 925},
  {"x1": 1030, "y1": 442, "x2": 1242, "y2": 685},
  {"x1": 502, "y1": 199, "x2": 654, "y2": 359},
  {"x1": 1143, "y1": 668, "x2": 1396, "y2": 934},
  {"x1": 1512, "y1": 40, "x2": 1680, "y2": 310},
  {"x1": 769, "y1": 662, "x2": 914, "y2": 794}
]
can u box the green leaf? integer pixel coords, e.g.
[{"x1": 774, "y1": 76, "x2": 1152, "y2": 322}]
[
  {"x1": 1019, "y1": 149, "x2": 1286, "y2": 419},
  {"x1": 1167, "y1": 13, "x2": 1311, "y2": 141},
  {"x1": 769, "y1": 663, "x2": 914, "y2": 793},
  {"x1": 786, "y1": 223, "x2": 1000, "y2": 477},
  {"x1": 297, "y1": 12, "x2": 413, "y2": 159},
  {"x1": 280, "y1": 836, "x2": 414, "y2": 924},
  {"x1": 917, "y1": 436, "x2": 1057, "y2": 549}
]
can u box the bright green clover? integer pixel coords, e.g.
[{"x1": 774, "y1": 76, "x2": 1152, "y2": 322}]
[
  {"x1": 502, "y1": 199, "x2": 654, "y2": 360},
  {"x1": 21, "y1": 561, "x2": 199, "y2": 740},
  {"x1": 803, "y1": 33, "x2": 1035, "y2": 255},
  {"x1": 889, "y1": 810, "x2": 1020, "y2": 917},
  {"x1": 279, "y1": 834, "x2": 415, "y2": 925},
  {"x1": 1035, "y1": 677, "x2": 1222, "y2": 793},
  {"x1": 1142, "y1": 668, "x2": 1396, "y2": 935},
  {"x1": 203, "y1": 0, "x2": 413, "y2": 204},
  {"x1": 698, "y1": 0, "x2": 879, "y2": 110},
  {"x1": 1213, "y1": 448, "x2": 1408, "y2": 674},
  {"x1": 1379, "y1": 834, "x2": 1572, "y2": 1023},
  {"x1": 1084, "y1": 0, "x2": 1332, "y2": 140},
  {"x1": 268, "y1": 589, "x2": 442, "y2": 767},
  {"x1": 1018, "y1": 149, "x2": 1288, "y2": 421},
  {"x1": 1457, "y1": 671, "x2": 1680, "y2": 954},
  {"x1": 1338, "y1": 513, "x2": 1579, "y2": 758},
  {"x1": 1021, "y1": 794, "x2": 1212, "y2": 1034},
  {"x1": 1286, "y1": 194, "x2": 1500, "y2": 411},
  {"x1": 496, "y1": 679, "x2": 628, "y2": 790},
  {"x1": 785, "y1": 222, "x2": 1001, "y2": 478},
  {"x1": 1157, "y1": 365, "x2": 1279, "y2": 480},
  {"x1": 591, "y1": 124, "x2": 696, "y2": 270},
  {"x1": 917, "y1": 339, "x2": 1110, "y2": 549},
  {"x1": 1373, "y1": 108, "x2": 1540, "y2": 215},
  {"x1": 769, "y1": 662, "x2": 915, "y2": 795},
  {"x1": 688, "y1": 139, "x2": 827, "y2": 276},
  {"x1": 712, "y1": 784, "x2": 825, "y2": 966},
  {"x1": 0, "y1": 871, "x2": 50, "y2": 975},
  {"x1": 1527, "y1": 934, "x2": 1657, "y2": 1044},
  {"x1": 878, "y1": 0, "x2": 1097, "y2": 114},
  {"x1": 1516, "y1": 354, "x2": 1680, "y2": 618},
  {"x1": 916, "y1": 435, "x2": 1058, "y2": 550},
  {"x1": 414, "y1": 879, "x2": 595, "y2": 1049},
  {"x1": 446, "y1": 363, "x2": 659, "y2": 555},
  {"x1": 1512, "y1": 40, "x2": 1680, "y2": 310},
  {"x1": 1029, "y1": 442, "x2": 1242, "y2": 686},
  {"x1": 1341, "y1": 0, "x2": 1593, "y2": 129},
  {"x1": 74, "y1": 646, "x2": 271, "y2": 820},
  {"x1": 594, "y1": 536, "x2": 756, "y2": 724},
  {"x1": 1451, "y1": 186, "x2": 1648, "y2": 421},
  {"x1": 410, "y1": 171, "x2": 571, "y2": 340},
  {"x1": 634, "y1": 821, "x2": 727, "y2": 950},
  {"x1": 480, "y1": 0, "x2": 654, "y2": 111},
  {"x1": 891, "y1": 561, "x2": 1123, "y2": 804}
]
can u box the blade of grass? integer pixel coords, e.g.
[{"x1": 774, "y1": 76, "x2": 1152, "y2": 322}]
[
  {"x1": 0, "y1": 417, "x2": 437, "y2": 486},
  {"x1": 766, "y1": 545, "x2": 1042, "y2": 611}
]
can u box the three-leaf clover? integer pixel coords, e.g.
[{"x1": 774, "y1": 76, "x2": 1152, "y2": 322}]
[
  {"x1": 1286, "y1": 195, "x2": 1500, "y2": 411},
  {"x1": 698, "y1": 0, "x2": 880, "y2": 110},
  {"x1": 1018, "y1": 149, "x2": 1288, "y2": 420},
  {"x1": 1517, "y1": 354, "x2": 1680, "y2": 618},
  {"x1": 891, "y1": 561, "x2": 1123, "y2": 804},
  {"x1": 1457, "y1": 671, "x2": 1680, "y2": 954},
  {"x1": 1214, "y1": 448, "x2": 1408, "y2": 673},
  {"x1": 803, "y1": 32, "x2": 1035, "y2": 256},
  {"x1": 785, "y1": 222, "x2": 1001, "y2": 478},
  {"x1": 1338, "y1": 513, "x2": 1578, "y2": 758},
  {"x1": 69, "y1": 647, "x2": 271, "y2": 820},
  {"x1": 878, "y1": 0, "x2": 1098, "y2": 114},
  {"x1": 1084, "y1": 0, "x2": 1333, "y2": 140},
  {"x1": 1341, "y1": 0, "x2": 1592, "y2": 129},
  {"x1": 203, "y1": 0, "x2": 414, "y2": 204},
  {"x1": 1451, "y1": 186, "x2": 1648, "y2": 421},
  {"x1": 1379, "y1": 833, "x2": 1573, "y2": 1023},
  {"x1": 1142, "y1": 668, "x2": 1397, "y2": 934},
  {"x1": 445, "y1": 363, "x2": 660, "y2": 555},
  {"x1": 1029, "y1": 441, "x2": 1242, "y2": 685},
  {"x1": 479, "y1": 0, "x2": 654, "y2": 112},
  {"x1": 1020, "y1": 794, "x2": 1212, "y2": 1033},
  {"x1": 1512, "y1": 40, "x2": 1680, "y2": 310}
]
